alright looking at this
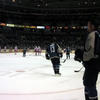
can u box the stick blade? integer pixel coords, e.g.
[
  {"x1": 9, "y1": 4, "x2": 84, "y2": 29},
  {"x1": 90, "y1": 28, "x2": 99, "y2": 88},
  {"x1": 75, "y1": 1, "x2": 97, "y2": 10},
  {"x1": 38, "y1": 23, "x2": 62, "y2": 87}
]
[
  {"x1": 74, "y1": 70, "x2": 80, "y2": 72},
  {"x1": 63, "y1": 59, "x2": 66, "y2": 63}
]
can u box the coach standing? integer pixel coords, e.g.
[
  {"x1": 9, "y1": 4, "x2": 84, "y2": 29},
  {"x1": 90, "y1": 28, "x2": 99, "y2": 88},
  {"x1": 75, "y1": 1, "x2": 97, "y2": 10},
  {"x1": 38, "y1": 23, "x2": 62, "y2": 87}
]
[{"x1": 83, "y1": 19, "x2": 100, "y2": 100}]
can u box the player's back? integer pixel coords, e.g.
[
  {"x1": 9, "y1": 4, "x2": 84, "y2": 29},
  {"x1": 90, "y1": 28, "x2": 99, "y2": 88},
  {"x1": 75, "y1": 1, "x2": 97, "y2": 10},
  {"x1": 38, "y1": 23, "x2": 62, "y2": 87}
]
[{"x1": 46, "y1": 43, "x2": 59, "y2": 58}]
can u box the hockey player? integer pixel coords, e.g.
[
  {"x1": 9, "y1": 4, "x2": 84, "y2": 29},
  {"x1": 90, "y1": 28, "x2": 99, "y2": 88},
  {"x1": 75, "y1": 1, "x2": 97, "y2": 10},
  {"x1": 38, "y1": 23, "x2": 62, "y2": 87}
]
[
  {"x1": 34, "y1": 46, "x2": 38, "y2": 56},
  {"x1": 23, "y1": 48, "x2": 27, "y2": 57},
  {"x1": 37, "y1": 46, "x2": 42, "y2": 56},
  {"x1": 14, "y1": 46, "x2": 18, "y2": 55},
  {"x1": 64, "y1": 47, "x2": 71, "y2": 59},
  {"x1": 4, "y1": 46, "x2": 7, "y2": 53},
  {"x1": 45, "y1": 38, "x2": 63, "y2": 76}
]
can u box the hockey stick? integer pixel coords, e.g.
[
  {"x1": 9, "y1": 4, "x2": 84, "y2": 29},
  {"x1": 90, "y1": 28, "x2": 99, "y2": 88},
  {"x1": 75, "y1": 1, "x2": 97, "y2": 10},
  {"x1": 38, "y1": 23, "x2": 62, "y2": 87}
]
[
  {"x1": 63, "y1": 58, "x2": 67, "y2": 63},
  {"x1": 74, "y1": 67, "x2": 84, "y2": 72}
]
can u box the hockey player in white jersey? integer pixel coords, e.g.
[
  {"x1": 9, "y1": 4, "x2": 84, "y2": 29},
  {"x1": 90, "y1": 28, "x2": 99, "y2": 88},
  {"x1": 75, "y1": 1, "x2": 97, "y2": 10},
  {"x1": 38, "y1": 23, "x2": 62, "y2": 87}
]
[
  {"x1": 34, "y1": 46, "x2": 38, "y2": 56},
  {"x1": 37, "y1": 46, "x2": 42, "y2": 56},
  {"x1": 4, "y1": 46, "x2": 7, "y2": 53},
  {"x1": 14, "y1": 46, "x2": 18, "y2": 55}
]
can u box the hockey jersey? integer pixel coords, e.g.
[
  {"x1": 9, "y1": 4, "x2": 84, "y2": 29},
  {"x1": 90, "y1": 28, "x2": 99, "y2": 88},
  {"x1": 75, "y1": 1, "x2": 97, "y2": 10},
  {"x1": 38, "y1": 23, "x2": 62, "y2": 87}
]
[{"x1": 46, "y1": 43, "x2": 62, "y2": 59}]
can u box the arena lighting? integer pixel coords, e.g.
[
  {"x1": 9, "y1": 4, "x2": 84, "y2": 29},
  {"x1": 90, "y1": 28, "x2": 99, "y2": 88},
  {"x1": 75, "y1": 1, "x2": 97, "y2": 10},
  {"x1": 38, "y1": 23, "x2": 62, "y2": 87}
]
[
  {"x1": 37, "y1": 26, "x2": 45, "y2": 29},
  {"x1": 72, "y1": 26, "x2": 76, "y2": 29},
  {"x1": 58, "y1": 27, "x2": 62, "y2": 29},
  {"x1": 57, "y1": 26, "x2": 62, "y2": 29},
  {"x1": 14, "y1": 25, "x2": 24, "y2": 28},
  {"x1": 25, "y1": 26, "x2": 30, "y2": 28},
  {"x1": 45, "y1": 26, "x2": 50, "y2": 29},
  {"x1": 0, "y1": 23, "x2": 6, "y2": 26},
  {"x1": 30, "y1": 26, "x2": 37, "y2": 29},
  {"x1": 64, "y1": 26, "x2": 69, "y2": 29},
  {"x1": 84, "y1": 26, "x2": 88, "y2": 29},
  {"x1": 0, "y1": 22, "x2": 90, "y2": 30},
  {"x1": 7, "y1": 24, "x2": 14, "y2": 27}
]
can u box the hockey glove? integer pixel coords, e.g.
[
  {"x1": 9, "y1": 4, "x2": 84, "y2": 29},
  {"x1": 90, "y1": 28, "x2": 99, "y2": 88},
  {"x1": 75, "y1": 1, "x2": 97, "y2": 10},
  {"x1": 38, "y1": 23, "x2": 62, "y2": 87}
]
[
  {"x1": 74, "y1": 49, "x2": 84, "y2": 62},
  {"x1": 45, "y1": 54, "x2": 50, "y2": 60},
  {"x1": 59, "y1": 53, "x2": 63, "y2": 58}
]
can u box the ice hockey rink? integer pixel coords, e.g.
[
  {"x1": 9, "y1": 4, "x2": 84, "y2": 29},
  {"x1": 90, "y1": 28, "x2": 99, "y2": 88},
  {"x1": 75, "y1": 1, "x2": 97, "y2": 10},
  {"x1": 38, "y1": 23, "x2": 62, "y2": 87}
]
[{"x1": 0, "y1": 53, "x2": 100, "y2": 100}]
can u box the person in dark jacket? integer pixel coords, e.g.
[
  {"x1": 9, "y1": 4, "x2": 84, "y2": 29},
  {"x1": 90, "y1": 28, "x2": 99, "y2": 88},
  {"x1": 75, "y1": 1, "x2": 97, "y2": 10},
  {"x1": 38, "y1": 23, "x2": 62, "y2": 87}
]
[
  {"x1": 65, "y1": 47, "x2": 71, "y2": 59},
  {"x1": 23, "y1": 48, "x2": 27, "y2": 57}
]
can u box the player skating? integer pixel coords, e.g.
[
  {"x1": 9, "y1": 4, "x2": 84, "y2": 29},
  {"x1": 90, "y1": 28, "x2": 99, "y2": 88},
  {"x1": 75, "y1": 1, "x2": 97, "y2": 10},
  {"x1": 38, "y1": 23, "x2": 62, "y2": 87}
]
[
  {"x1": 4, "y1": 46, "x2": 7, "y2": 53},
  {"x1": 64, "y1": 47, "x2": 71, "y2": 59},
  {"x1": 37, "y1": 46, "x2": 42, "y2": 56},
  {"x1": 45, "y1": 38, "x2": 63, "y2": 76},
  {"x1": 34, "y1": 46, "x2": 38, "y2": 56},
  {"x1": 14, "y1": 46, "x2": 18, "y2": 55},
  {"x1": 23, "y1": 48, "x2": 27, "y2": 57}
]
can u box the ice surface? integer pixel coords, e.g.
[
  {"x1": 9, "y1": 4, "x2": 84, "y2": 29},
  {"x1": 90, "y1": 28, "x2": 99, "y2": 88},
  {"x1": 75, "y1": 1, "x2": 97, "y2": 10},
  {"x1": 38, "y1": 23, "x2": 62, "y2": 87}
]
[{"x1": 0, "y1": 53, "x2": 100, "y2": 100}]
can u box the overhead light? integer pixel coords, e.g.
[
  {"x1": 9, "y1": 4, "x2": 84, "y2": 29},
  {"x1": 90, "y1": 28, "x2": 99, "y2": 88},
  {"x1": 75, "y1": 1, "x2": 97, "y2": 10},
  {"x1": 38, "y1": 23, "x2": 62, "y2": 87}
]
[
  {"x1": 37, "y1": 26, "x2": 45, "y2": 29},
  {"x1": 7, "y1": 24, "x2": 14, "y2": 27},
  {"x1": 72, "y1": 26, "x2": 76, "y2": 29},
  {"x1": 0, "y1": 23, "x2": 6, "y2": 26}
]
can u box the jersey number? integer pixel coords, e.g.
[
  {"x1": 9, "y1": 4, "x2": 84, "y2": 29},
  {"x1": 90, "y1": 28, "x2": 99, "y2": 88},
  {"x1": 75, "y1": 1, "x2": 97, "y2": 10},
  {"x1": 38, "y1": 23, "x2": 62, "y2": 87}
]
[{"x1": 50, "y1": 44, "x2": 55, "y2": 53}]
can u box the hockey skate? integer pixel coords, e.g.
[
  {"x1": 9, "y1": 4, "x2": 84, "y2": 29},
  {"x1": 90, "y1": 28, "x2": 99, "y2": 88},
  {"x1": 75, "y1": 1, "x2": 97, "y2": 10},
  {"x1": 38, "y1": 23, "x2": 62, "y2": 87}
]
[{"x1": 55, "y1": 73, "x2": 61, "y2": 77}]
